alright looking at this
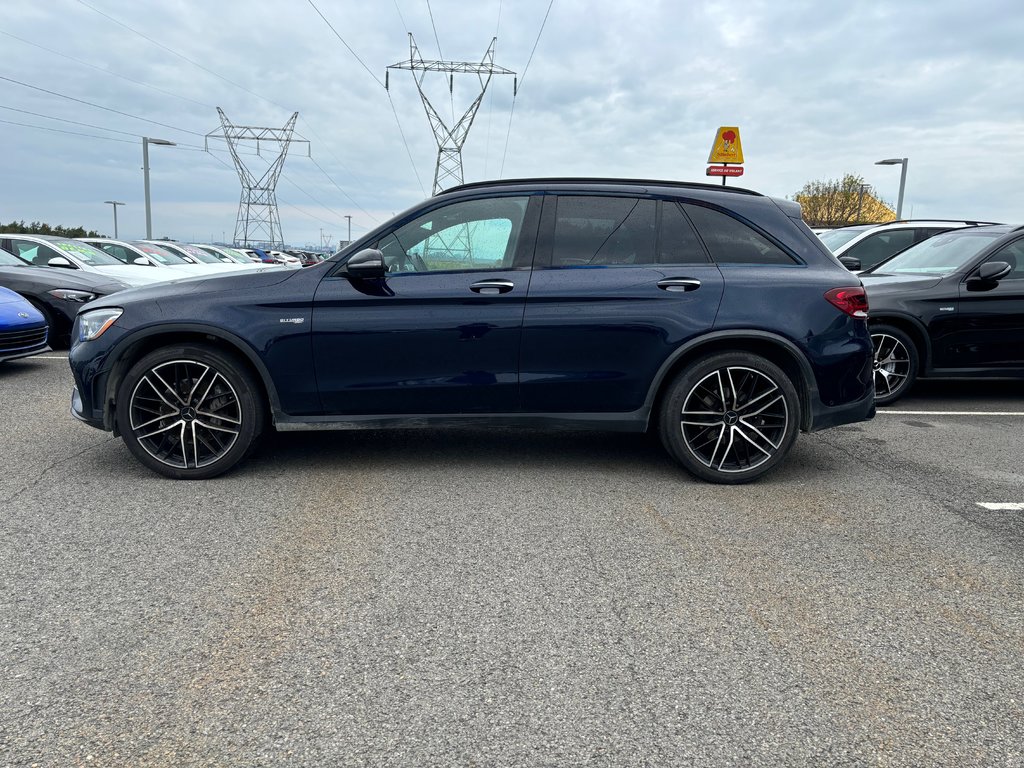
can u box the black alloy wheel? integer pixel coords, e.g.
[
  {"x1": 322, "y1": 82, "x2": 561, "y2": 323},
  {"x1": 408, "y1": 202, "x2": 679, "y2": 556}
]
[
  {"x1": 116, "y1": 345, "x2": 265, "y2": 479},
  {"x1": 870, "y1": 324, "x2": 918, "y2": 406},
  {"x1": 659, "y1": 352, "x2": 800, "y2": 484}
]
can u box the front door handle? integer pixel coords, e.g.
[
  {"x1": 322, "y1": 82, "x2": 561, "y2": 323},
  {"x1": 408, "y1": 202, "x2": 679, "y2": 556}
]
[
  {"x1": 470, "y1": 279, "x2": 515, "y2": 295},
  {"x1": 657, "y1": 278, "x2": 702, "y2": 292}
]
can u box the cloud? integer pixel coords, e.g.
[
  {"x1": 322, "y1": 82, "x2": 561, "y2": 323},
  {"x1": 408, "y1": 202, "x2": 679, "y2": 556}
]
[{"x1": 1, "y1": 0, "x2": 1022, "y2": 245}]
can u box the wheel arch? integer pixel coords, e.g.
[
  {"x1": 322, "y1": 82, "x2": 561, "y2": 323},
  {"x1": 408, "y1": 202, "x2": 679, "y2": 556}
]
[
  {"x1": 645, "y1": 330, "x2": 817, "y2": 432},
  {"x1": 102, "y1": 324, "x2": 281, "y2": 433},
  {"x1": 868, "y1": 313, "x2": 931, "y2": 372}
]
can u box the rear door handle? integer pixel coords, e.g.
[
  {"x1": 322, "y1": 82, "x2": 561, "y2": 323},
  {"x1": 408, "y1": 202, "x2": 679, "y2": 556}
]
[
  {"x1": 657, "y1": 278, "x2": 702, "y2": 292},
  {"x1": 470, "y1": 279, "x2": 515, "y2": 295}
]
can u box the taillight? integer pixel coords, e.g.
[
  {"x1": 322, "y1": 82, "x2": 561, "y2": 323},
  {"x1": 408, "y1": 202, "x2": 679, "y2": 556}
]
[{"x1": 825, "y1": 287, "x2": 868, "y2": 318}]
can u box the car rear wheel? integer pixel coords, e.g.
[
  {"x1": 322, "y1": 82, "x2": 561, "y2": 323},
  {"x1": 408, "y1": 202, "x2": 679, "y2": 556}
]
[
  {"x1": 870, "y1": 324, "x2": 918, "y2": 405},
  {"x1": 659, "y1": 352, "x2": 800, "y2": 484},
  {"x1": 115, "y1": 345, "x2": 265, "y2": 479}
]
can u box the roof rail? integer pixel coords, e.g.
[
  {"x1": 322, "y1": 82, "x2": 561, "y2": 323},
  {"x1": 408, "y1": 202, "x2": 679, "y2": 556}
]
[
  {"x1": 441, "y1": 177, "x2": 763, "y2": 197},
  {"x1": 878, "y1": 219, "x2": 1002, "y2": 226}
]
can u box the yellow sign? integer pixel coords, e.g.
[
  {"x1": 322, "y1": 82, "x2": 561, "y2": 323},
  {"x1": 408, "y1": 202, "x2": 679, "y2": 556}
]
[{"x1": 708, "y1": 126, "x2": 744, "y2": 164}]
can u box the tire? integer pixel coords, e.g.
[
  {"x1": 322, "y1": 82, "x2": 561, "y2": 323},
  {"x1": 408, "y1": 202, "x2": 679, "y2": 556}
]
[
  {"x1": 658, "y1": 352, "x2": 800, "y2": 484},
  {"x1": 870, "y1": 324, "x2": 918, "y2": 406},
  {"x1": 115, "y1": 344, "x2": 265, "y2": 479}
]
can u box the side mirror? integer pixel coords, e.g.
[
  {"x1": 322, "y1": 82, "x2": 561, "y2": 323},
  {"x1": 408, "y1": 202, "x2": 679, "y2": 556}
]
[
  {"x1": 133, "y1": 257, "x2": 151, "y2": 266},
  {"x1": 839, "y1": 256, "x2": 861, "y2": 271},
  {"x1": 345, "y1": 248, "x2": 386, "y2": 279},
  {"x1": 975, "y1": 261, "x2": 1011, "y2": 282},
  {"x1": 47, "y1": 256, "x2": 75, "y2": 269}
]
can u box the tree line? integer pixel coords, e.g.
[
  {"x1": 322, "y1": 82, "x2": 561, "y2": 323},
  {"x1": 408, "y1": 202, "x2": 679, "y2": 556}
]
[{"x1": 0, "y1": 220, "x2": 104, "y2": 238}]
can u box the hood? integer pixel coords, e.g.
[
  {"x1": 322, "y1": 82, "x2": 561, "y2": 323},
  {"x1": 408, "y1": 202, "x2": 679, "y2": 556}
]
[
  {"x1": 859, "y1": 272, "x2": 944, "y2": 296},
  {"x1": 0, "y1": 287, "x2": 44, "y2": 325},
  {"x1": 0, "y1": 265, "x2": 129, "y2": 294},
  {"x1": 82, "y1": 263, "x2": 301, "y2": 312},
  {"x1": 91, "y1": 264, "x2": 177, "y2": 286}
]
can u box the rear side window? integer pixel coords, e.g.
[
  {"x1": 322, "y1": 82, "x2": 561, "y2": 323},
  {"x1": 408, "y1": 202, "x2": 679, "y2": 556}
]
[
  {"x1": 683, "y1": 204, "x2": 797, "y2": 265},
  {"x1": 659, "y1": 202, "x2": 709, "y2": 264},
  {"x1": 551, "y1": 196, "x2": 656, "y2": 267}
]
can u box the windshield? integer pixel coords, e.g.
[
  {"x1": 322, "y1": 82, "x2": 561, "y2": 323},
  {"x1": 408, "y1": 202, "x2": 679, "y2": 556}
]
[
  {"x1": 871, "y1": 230, "x2": 1003, "y2": 275},
  {"x1": 197, "y1": 245, "x2": 239, "y2": 263},
  {"x1": 818, "y1": 227, "x2": 870, "y2": 251},
  {"x1": 180, "y1": 244, "x2": 222, "y2": 263},
  {"x1": 51, "y1": 239, "x2": 123, "y2": 266},
  {"x1": 0, "y1": 248, "x2": 26, "y2": 267},
  {"x1": 131, "y1": 241, "x2": 190, "y2": 265}
]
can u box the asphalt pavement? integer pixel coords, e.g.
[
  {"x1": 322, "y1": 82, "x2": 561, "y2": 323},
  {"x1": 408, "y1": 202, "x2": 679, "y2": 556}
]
[{"x1": 1, "y1": 355, "x2": 1022, "y2": 766}]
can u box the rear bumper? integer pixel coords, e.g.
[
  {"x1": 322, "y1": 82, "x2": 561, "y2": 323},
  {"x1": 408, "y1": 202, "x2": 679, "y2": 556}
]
[{"x1": 807, "y1": 386, "x2": 875, "y2": 432}]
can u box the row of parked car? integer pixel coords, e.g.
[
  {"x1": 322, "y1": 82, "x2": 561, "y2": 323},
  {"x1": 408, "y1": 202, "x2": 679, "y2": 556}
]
[{"x1": 0, "y1": 234, "x2": 326, "y2": 352}]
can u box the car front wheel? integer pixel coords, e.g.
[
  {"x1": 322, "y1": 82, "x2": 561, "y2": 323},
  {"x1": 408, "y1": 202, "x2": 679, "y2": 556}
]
[
  {"x1": 659, "y1": 352, "x2": 800, "y2": 484},
  {"x1": 115, "y1": 344, "x2": 265, "y2": 479},
  {"x1": 870, "y1": 324, "x2": 918, "y2": 405}
]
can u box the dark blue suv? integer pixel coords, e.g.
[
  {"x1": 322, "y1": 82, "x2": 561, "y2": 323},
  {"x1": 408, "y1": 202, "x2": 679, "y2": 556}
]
[{"x1": 68, "y1": 179, "x2": 874, "y2": 483}]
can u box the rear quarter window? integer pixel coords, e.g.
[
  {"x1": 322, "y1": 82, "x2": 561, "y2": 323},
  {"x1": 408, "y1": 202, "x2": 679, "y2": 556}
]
[{"x1": 682, "y1": 203, "x2": 797, "y2": 265}]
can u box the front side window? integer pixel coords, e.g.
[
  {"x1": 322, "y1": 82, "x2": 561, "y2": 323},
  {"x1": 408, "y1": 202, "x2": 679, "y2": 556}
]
[
  {"x1": 844, "y1": 229, "x2": 916, "y2": 268},
  {"x1": 683, "y1": 204, "x2": 797, "y2": 265},
  {"x1": 988, "y1": 239, "x2": 1024, "y2": 280},
  {"x1": 10, "y1": 240, "x2": 65, "y2": 267},
  {"x1": 377, "y1": 196, "x2": 528, "y2": 274},
  {"x1": 50, "y1": 239, "x2": 122, "y2": 266},
  {"x1": 551, "y1": 196, "x2": 656, "y2": 267}
]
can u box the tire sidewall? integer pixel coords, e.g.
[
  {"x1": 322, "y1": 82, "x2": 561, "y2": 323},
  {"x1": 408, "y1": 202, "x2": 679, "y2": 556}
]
[
  {"x1": 115, "y1": 344, "x2": 265, "y2": 479},
  {"x1": 659, "y1": 352, "x2": 800, "y2": 484},
  {"x1": 870, "y1": 324, "x2": 919, "y2": 406}
]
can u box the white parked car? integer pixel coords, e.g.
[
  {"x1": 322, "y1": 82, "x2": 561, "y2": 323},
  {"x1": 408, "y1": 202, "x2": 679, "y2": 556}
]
[
  {"x1": 79, "y1": 238, "x2": 217, "y2": 277},
  {"x1": 140, "y1": 240, "x2": 258, "y2": 272},
  {"x1": 0, "y1": 234, "x2": 170, "y2": 287}
]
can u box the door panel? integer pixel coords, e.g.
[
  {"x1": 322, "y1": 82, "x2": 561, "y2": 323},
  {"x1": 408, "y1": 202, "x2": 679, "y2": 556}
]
[
  {"x1": 520, "y1": 196, "x2": 724, "y2": 413},
  {"x1": 311, "y1": 195, "x2": 539, "y2": 415},
  {"x1": 947, "y1": 242, "x2": 1024, "y2": 368}
]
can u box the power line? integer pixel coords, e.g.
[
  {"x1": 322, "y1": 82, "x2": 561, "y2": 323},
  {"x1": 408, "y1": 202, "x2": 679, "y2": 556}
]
[
  {"x1": 304, "y1": 0, "x2": 386, "y2": 88},
  {"x1": 0, "y1": 104, "x2": 143, "y2": 139},
  {"x1": 0, "y1": 29, "x2": 215, "y2": 111},
  {"x1": 0, "y1": 75, "x2": 203, "y2": 138},
  {"x1": 500, "y1": 0, "x2": 555, "y2": 177},
  {"x1": 0, "y1": 117, "x2": 137, "y2": 144},
  {"x1": 72, "y1": 0, "x2": 384, "y2": 221},
  {"x1": 75, "y1": 0, "x2": 281, "y2": 111},
  {"x1": 301, "y1": 0, "x2": 425, "y2": 195}
]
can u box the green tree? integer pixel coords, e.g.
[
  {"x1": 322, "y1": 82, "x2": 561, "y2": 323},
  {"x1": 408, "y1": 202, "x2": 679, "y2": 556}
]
[
  {"x1": 0, "y1": 220, "x2": 104, "y2": 237},
  {"x1": 794, "y1": 174, "x2": 894, "y2": 228}
]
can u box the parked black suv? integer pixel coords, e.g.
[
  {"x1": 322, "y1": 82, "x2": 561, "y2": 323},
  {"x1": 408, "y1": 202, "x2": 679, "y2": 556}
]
[
  {"x1": 69, "y1": 179, "x2": 874, "y2": 483},
  {"x1": 861, "y1": 224, "x2": 1024, "y2": 404}
]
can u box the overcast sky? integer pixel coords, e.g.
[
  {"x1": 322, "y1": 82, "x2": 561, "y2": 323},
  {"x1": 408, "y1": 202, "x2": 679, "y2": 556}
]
[{"x1": 1, "y1": 0, "x2": 1021, "y2": 249}]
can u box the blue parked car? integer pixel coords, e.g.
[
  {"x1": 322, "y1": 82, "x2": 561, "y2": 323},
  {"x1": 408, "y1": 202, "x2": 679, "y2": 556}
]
[
  {"x1": 68, "y1": 178, "x2": 874, "y2": 483},
  {"x1": 0, "y1": 285, "x2": 48, "y2": 362}
]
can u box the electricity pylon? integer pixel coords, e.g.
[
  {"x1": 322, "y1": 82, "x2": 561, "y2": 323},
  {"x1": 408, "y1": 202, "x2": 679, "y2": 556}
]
[
  {"x1": 206, "y1": 108, "x2": 309, "y2": 247},
  {"x1": 387, "y1": 34, "x2": 516, "y2": 194}
]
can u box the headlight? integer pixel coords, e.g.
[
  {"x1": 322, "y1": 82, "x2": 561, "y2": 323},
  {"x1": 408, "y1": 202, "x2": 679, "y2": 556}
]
[
  {"x1": 78, "y1": 308, "x2": 123, "y2": 342},
  {"x1": 48, "y1": 289, "x2": 97, "y2": 303}
]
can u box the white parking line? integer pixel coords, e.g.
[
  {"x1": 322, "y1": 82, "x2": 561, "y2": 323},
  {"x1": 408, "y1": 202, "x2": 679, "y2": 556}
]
[
  {"x1": 881, "y1": 410, "x2": 1024, "y2": 416},
  {"x1": 35, "y1": 356, "x2": 69, "y2": 360},
  {"x1": 976, "y1": 503, "x2": 1024, "y2": 511}
]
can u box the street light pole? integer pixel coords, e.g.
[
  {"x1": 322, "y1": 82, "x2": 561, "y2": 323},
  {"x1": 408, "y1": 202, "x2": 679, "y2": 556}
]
[
  {"x1": 143, "y1": 137, "x2": 177, "y2": 238},
  {"x1": 103, "y1": 200, "x2": 125, "y2": 238},
  {"x1": 875, "y1": 157, "x2": 908, "y2": 220},
  {"x1": 345, "y1": 215, "x2": 352, "y2": 244}
]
